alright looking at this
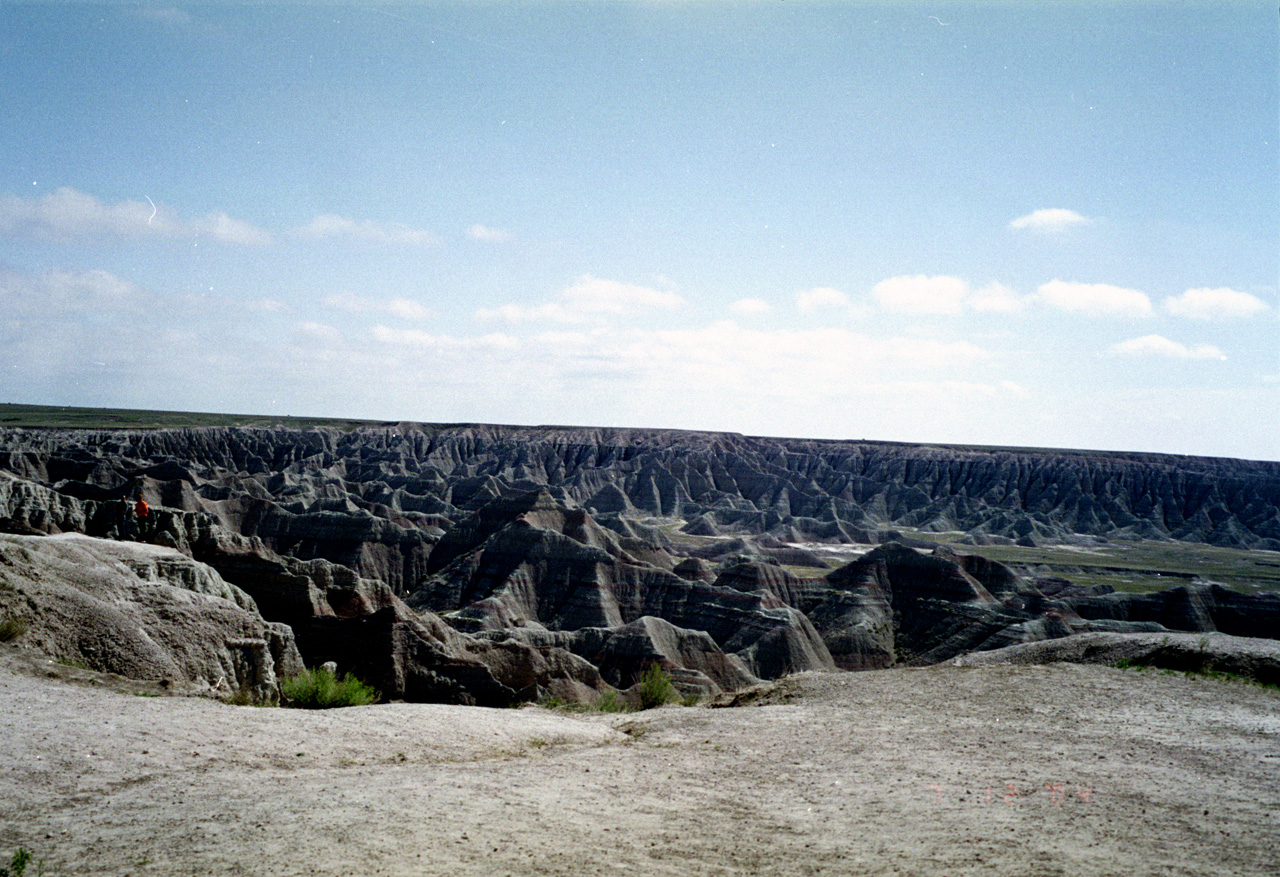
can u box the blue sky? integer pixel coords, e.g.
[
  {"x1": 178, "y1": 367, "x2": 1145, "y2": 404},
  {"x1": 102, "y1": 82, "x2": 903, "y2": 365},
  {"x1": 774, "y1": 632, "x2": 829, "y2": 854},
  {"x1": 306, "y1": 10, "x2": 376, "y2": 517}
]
[{"x1": 1, "y1": 1, "x2": 1276, "y2": 460}]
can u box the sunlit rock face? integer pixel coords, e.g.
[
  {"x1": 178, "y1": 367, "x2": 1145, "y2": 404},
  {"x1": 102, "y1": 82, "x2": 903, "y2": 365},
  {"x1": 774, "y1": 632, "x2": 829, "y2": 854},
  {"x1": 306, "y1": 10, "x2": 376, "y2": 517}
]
[{"x1": 0, "y1": 533, "x2": 303, "y2": 703}]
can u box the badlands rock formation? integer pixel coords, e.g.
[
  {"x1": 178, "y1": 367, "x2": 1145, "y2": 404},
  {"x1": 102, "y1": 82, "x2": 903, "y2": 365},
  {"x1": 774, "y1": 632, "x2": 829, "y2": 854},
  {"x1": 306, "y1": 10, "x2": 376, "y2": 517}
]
[
  {"x1": 0, "y1": 532, "x2": 302, "y2": 702},
  {"x1": 1, "y1": 421, "x2": 1278, "y2": 703}
]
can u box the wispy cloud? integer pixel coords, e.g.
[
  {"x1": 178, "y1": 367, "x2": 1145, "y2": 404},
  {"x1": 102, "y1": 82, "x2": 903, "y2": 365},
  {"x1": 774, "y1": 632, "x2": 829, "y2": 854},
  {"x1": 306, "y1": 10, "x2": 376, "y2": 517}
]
[
  {"x1": 466, "y1": 224, "x2": 511, "y2": 242},
  {"x1": 133, "y1": 6, "x2": 192, "y2": 26},
  {"x1": 201, "y1": 212, "x2": 274, "y2": 246},
  {"x1": 295, "y1": 321, "x2": 343, "y2": 343},
  {"x1": 322, "y1": 293, "x2": 434, "y2": 321},
  {"x1": 795, "y1": 287, "x2": 851, "y2": 313},
  {"x1": 0, "y1": 187, "x2": 272, "y2": 244},
  {"x1": 1162, "y1": 287, "x2": 1270, "y2": 321},
  {"x1": 370, "y1": 320, "x2": 992, "y2": 388},
  {"x1": 0, "y1": 266, "x2": 146, "y2": 318},
  {"x1": 968, "y1": 282, "x2": 1027, "y2": 314},
  {"x1": 476, "y1": 275, "x2": 683, "y2": 323},
  {"x1": 1036, "y1": 280, "x2": 1152, "y2": 317},
  {"x1": 1009, "y1": 208, "x2": 1092, "y2": 232},
  {"x1": 372, "y1": 326, "x2": 519, "y2": 350},
  {"x1": 730, "y1": 298, "x2": 772, "y2": 316},
  {"x1": 293, "y1": 214, "x2": 440, "y2": 247},
  {"x1": 1108, "y1": 335, "x2": 1225, "y2": 360}
]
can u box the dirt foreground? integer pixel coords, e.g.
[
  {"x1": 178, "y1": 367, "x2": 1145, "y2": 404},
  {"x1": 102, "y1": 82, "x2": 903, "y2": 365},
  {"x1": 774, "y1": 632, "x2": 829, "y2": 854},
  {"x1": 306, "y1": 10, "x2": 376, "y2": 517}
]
[{"x1": 3, "y1": 645, "x2": 1278, "y2": 877}]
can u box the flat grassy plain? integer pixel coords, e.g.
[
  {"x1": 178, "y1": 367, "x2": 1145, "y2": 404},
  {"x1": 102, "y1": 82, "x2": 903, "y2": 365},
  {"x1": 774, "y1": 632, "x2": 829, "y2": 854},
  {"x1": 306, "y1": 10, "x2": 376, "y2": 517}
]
[
  {"x1": 954, "y1": 538, "x2": 1280, "y2": 594},
  {"x1": 0, "y1": 402, "x2": 380, "y2": 432},
  {"x1": 657, "y1": 518, "x2": 1280, "y2": 594},
  {"x1": 803, "y1": 532, "x2": 1280, "y2": 595}
]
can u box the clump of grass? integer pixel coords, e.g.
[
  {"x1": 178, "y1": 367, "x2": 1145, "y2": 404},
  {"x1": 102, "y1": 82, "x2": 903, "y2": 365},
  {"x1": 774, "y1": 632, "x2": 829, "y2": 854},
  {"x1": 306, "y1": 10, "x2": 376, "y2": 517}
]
[
  {"x1": 540, "y1": 689, "x2": 628, "y2": 713},
  {"x1": 280, "y1": 666, "x2": 378, "y2": 709},
  {"x1": 0, "y1": 615, "x2": 27, "y2": 643},
  {"x1": 226, "y1": 687, "x2": 279, "y2": 707},
  {"x1": 596, "y1": 688, "x2": 627, "y2": 713},
  {"x1": 637, "y1": 663, "x2": 679, "y2": 711},
  {"x1": 539, "y1": 669, "x2": 687, "y2": 714},
  {"x1": 1115, "y1": 658, "x2": 1149, "y2": 671},
  {"x1": 1184, "y1": 665, "x2": 1280, "y2": 691},
  {"x1": 0, "y1": 847, "x2": 34, "y2": 877},
  {"x1": 1115, "y1": 658, "x2": 1279, "y2": 691}
]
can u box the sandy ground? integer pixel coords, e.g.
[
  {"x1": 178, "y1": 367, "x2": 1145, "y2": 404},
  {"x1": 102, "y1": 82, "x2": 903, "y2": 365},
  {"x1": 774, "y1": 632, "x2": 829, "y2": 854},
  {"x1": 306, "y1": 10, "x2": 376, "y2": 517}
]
[{"x1": 3, "y1": 644, "x2": 1278, "y2": 877}]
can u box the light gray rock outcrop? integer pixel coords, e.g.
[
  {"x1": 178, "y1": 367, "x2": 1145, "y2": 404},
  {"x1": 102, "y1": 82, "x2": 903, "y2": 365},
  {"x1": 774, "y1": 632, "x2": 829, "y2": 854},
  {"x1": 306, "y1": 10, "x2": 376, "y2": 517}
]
[
  {"x1": 951, "y1": 630, "x2": 1280, "y2": 686},
  {"x1": 0, "y1": 533, "x2": 303, "y2": 702}
]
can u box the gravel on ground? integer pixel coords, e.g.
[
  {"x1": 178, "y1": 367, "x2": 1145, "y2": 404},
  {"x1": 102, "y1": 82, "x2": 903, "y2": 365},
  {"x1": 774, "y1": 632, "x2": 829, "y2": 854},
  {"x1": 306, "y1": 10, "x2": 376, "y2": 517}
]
[{"x1": 3, "y1": 644, "x2": 1278, "y2": 876}]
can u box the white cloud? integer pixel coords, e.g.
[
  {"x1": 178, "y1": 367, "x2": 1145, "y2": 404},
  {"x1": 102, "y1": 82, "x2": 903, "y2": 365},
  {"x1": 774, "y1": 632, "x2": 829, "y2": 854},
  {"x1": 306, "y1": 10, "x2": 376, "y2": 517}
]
[
  {"x1": 0, "y1": 187, "x2": 272, "y2": 244},
  {"x1": 466, "y1": 224, "x2": 511, "y2": 242},
  {"x1": 476, "y1": 275, "x2": 683, "y2": 323},
  {"x1": 355, "y1": 320, "x2": 992, "y2": 402},
  {"x1": 1009, "y1": 208, "x2": 1092, "y2": 232},
  {"x1": 0, "y1": 266, "x2": 146, "y2": 319},
  {"x1": 200, "y1": 212, "x2": 273, "y2": 246},
  {"x1": 1108, "y1": 335, "x2": 1225, "y2": 360},
  {"x1": 1162, "y1": 287, "x2": 1270, "y2": 321},
  {"x1": 968, "y1": 282, "x2": 1027, "y2": 314},
  {"x1": 386, "y1": 298, "x2": 433, "y2": 320},
  {"x1": 871, "y1": 275, "x2": 968, "y2": 315},
  {"x1": 294, "y1": 214, "x2": 439, "y2": 247},
  {"x1": 371, "y1": 325, "x2": 518, "y2": 350},
  {"x1": 795, "y1": 287, "x2": 851, "y2": 313},
  {"x1": 1036, "y1": 280, "x2": 1152, "y2": 317},
  {"x1": 296, "y1": 321, "x2": 343, "y2": 343},
  {"x1": 474, "y1": 302, "x2": 565, "y2": 323},
  {"x1": 323, "y1": 293, "x2": 434, "y2": 321},
  {"x1": 561, "y1": 275, "x2": 683, "y2": 313},
  {"x1": 730, "y1": 298, "x2": 772, "y2": 316}
]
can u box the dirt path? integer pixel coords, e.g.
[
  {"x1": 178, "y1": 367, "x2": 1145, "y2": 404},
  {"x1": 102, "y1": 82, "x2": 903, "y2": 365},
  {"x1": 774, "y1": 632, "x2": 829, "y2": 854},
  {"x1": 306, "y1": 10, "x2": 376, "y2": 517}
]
[{"x1": 3, "y1": 647, "x2": 1278, "y2": 876}]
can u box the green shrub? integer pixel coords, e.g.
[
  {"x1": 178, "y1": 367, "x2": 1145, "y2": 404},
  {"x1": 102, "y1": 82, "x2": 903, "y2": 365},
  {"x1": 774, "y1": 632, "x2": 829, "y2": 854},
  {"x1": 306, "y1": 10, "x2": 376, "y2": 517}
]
[
  {"x1": 0, "y1": 615, "x2": 26, "y2": 643},
  {"x1": 280, "y1": 666, "x2": 378, "y2": 709},
  {"x1": 637, "y1": 663, "x2": 678, "y2": 711}
]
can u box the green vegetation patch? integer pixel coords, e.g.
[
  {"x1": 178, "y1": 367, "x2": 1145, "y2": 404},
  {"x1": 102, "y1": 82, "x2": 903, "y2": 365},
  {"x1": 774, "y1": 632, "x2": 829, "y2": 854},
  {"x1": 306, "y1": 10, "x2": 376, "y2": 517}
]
[
  {"x1": 957, "y1": 539, "x2": 1280, "y2": 594},
  {"x1": 280, "y1": 666, "x2": 379, "y2": 709},
  {"x1": 636, "y1": 663, "x2": 680, "y2": 710},
  {"x1": 0, "y1": 848, "x2": 34, "y2": 877},
  {"x1": 0, "y1": 614, "x2": 26, "y2": 643},
  {"x1": 0, "y1": 402, "x2": 382, "y2": 432},
  {"x1": 1115, "y1": 658, "x2": 1280, "y2": 692}
]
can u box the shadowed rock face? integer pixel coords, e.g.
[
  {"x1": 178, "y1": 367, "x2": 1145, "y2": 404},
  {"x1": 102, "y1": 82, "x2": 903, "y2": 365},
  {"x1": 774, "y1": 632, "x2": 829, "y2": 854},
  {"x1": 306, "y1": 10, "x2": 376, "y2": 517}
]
[{"x1": 1, "y1": 422, "x2": 1278, "y2": 704}]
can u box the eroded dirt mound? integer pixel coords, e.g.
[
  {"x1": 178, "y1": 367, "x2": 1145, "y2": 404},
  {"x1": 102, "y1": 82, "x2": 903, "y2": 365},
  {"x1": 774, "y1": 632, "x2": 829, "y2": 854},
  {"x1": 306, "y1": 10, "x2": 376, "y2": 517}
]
[{"x1": 952, "y1": 629, "x2": 1280, "y2": 685}]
